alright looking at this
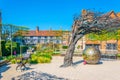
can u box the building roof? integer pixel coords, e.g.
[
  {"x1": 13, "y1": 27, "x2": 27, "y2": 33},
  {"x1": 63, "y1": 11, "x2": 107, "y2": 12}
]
[
  {"x1": 117, "y1": 13, "x2": 120, "y2": 17},
  {"x1": 100, "y1": 10, "x2": 120, "y2": 20},
  {"x1": 17, "y1": 30, "x2": 63, "y2": 37},
  {"x1": 101, "y1": 11, "x2": 117, "y2": 18}
]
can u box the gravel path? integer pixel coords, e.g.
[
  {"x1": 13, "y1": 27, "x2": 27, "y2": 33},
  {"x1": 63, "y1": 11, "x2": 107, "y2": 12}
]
[{"x1": 1, "y1": 56, "x2": 120, "y2": 80}]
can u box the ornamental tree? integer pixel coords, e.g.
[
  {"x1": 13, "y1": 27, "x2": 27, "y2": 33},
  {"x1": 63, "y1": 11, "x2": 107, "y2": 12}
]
[{"x1": 61, "y1": 10, "x2": 120, "y2": 67}]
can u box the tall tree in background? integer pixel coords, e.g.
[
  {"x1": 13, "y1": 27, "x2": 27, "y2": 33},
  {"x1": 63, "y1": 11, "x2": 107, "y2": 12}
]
[
  {"x1": 2, "y1": 25, "x2": 10, "y2": 40},
  {"x1": 9, "y1": 24, "x2": 17, "y2": 57},
  {"x1": 2, "y1": 24, "x2": 20, "y2": 57},
  {"x1": 0, "y1": 10, "x2": 29, "y2": 57},
  {"x1": 0, "y1": 24, "x2": 29, "y2": 57},
  {"x1": 61, "y1": 10, "x2": 120, "y2": 67},
  {"x1": 14, "y1": 26, "x2": 29, "y2": 55},
  {"x1": 9, "y1": 25, "x2": 29, "y2": 57},
  {"x1": 0, "y1": 10, "x2": 2, "y2": 56}
]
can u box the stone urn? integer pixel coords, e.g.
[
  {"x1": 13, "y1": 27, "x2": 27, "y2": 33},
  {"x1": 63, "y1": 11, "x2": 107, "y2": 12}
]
[{"x1": 82, "y1": 47, "x2": 101, "y2": 64}]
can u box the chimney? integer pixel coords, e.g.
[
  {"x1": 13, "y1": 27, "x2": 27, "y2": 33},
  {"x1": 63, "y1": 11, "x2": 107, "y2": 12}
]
[
  {"x1": 36, "y1": 26, "x2": 39, "y2": 34},
  {"x1": 82, "y1": 9, "x2": 87, "y2": 16},
  {"x1": 49, "y1": 27, "x2": 52, "y2": 31},
  {"x1": 60, "y1": 26, "x2": 62, "y2": 31}
]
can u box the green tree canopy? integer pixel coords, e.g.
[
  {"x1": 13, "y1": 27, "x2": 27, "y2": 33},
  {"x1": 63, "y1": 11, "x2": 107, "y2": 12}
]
[{"x1": 87, "y1": 29, "x2": 120, "y2": 41}]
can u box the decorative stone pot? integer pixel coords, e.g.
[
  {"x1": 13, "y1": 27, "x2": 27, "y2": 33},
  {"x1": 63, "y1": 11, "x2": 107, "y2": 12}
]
[{"x1": 82, "y1": 47, "x2": 101, "y2": 64}]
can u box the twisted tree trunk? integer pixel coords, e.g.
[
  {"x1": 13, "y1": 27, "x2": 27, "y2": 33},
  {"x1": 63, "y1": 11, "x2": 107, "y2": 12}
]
[{"x1": 61, "y1": 34, "x2": 83, "y2": 67}]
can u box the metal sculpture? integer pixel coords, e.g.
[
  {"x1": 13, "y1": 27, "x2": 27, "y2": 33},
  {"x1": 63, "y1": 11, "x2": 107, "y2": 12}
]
[{"x1": 83, "y1": 47, "x2": 101, "y2": 64}]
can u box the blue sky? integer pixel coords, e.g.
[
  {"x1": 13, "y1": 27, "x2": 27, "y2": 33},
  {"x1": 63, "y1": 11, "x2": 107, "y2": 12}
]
[{"x1": 0, "y1": 0, "x2": 120, "y2": 30}]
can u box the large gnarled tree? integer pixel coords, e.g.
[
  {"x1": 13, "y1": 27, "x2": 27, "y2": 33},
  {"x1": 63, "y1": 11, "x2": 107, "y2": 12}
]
[{"x1": 62, "y1": 10, "x2": 120, "y2": 67}]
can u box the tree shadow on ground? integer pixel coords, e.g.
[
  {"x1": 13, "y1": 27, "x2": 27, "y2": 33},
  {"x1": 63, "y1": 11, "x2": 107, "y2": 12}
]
[
  {"x1": 12, "y1": 71, "x2": 68, "y2": 80},
  {"x1": 16, "y1": 66, "x2": 34, "y2": 72},
  {"x1": 97, "y1": 61, "x2": 103, "y2": 64},
  {"x1": 0, "y1": 64, "x2": 11, "y2": 79},
  {"x1": 72, "y1": 60, "x2": 84, "y2": 66},
  {"x1": 72, "y1": 60, "x2": 103, "y2": 66},
  {"x1": 85, "y1": 61, "x2": 103, "y2": 65},
  {"x1": 25, "y1": 67, "x2": 34, "y2": 70}
]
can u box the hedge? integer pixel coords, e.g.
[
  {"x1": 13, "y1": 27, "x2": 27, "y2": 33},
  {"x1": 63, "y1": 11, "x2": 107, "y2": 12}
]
[{"x1": 62, "y1": 45, "x2": 68, "y2": 49}]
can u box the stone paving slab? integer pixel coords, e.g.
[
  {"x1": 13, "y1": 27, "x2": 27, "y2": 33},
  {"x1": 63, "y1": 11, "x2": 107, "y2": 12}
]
[{"x1": 1, "y1": 56, "x2": 120, "y2": 80}]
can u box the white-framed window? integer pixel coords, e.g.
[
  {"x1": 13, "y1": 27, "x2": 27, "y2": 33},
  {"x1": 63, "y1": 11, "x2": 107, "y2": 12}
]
[{"x1": 106, "y1": 43, "x2": 117, "y2": 50}]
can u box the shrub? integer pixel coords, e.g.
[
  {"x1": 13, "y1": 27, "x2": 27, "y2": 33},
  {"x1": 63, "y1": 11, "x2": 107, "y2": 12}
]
[
  {"x1": 31, "y1": 55, "x2": 37, "y2": 61},
  {"x1": 62, "y1": 45, "x2": 68, "y2": 49},
  {"x1": 30, "y1": 59, "x2": 38, "y2": 64},
  {"x1": 117, "y1": 53, "x2": 120, "y2": 57},
  {"x1": 0, "y1": 57, "x2": 4, "y2": 60},
  {"x1": 1, "y1": 40, "x2": 6, "y2": 56},
  {"x1": 10, "y1": 58, "x2": 26, "y2": 64},
  {"x1": 4, "y1": 51, "x2": 52, "y2": 64},
  {"x1": 4, "y1": 56, "x2": 16, "y2": 61},
  {"x1": 20, "y1": 45, "x2": 28, "y2": 53},
  {"x1": 37, "y1": 57, "x2": 51, "y2": 63},
  {"x1": 10, "y1": 59, "x2": 16, "y2": 64},
  {"x1": 3, "y1": 41, "x2": 20, "y2": 56},
  {"x1": 53, "y1": 50, "x2": 60, "y2": 55},
  {"x1": 77, "y1": 45, "x2": 80, "y2": 49},
  {"x1": 30, "y1": 51, "x2": 52, "y2": 64},
  {"x1": 2, "y1": 55, "x2": 22, "y2": 64},
  {"x1": 40, "y1": 53, "x2": 52, "y2": 59}
]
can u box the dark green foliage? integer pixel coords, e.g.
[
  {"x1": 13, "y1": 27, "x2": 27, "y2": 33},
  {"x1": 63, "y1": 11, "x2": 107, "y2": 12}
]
[
  {"x1": 4, "y1": 55, "x2": 16, "y2": 61},
  {"x1": 29, "y1": 59, "x2": 38, "y2": 64},
  {"x1": 77, "y1": 45, "x2": 80, "y2": 49},
  {"x1": 1, "y1": 40, "x2": 20, "y2": 56},
  {"x1": 1, "y1": 40, "x2": 6, "y2": 56},
  {"x1": 15, "y1": 43, "x2": 20, "y2": 55},
  {"x1": 5, "y1": 41, "x2": 20, "y2": 56},
  {"x1": 117, "y1": 54, "x2": 120, "y2": 57},
  {"x1": 30, "y1": 45, "x2": 36, "y2": 51},
  {"x1": 2, "y1": 54, "x2": 22, "y2": 64},
  {"x1": 20, "y1": 45, "x2": 28, "y2": 53},
  {"x1": 116, "y1": 54, "x2": 120, "y2": 59},
  {"x1": 62, "y1": 45, "x2": 68, "y2": 49},
  {"x1": 0, "y1": 56, "x2": 4, "y2": 60}
]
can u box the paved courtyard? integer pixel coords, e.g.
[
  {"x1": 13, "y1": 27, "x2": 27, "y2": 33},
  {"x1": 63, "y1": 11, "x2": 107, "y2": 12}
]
[{"x1": 0, "y1": 56, "x2": 120, "y2": 80}]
